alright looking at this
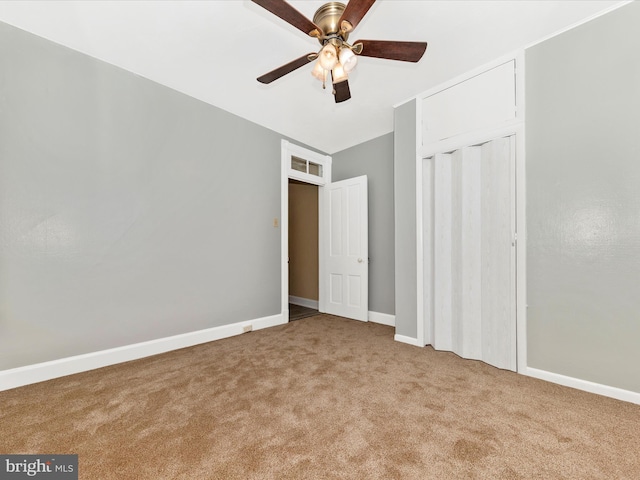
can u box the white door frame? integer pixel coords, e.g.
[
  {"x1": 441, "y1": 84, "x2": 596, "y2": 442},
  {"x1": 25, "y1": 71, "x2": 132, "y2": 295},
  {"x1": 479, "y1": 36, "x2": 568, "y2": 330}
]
[
  {"x1": 280, "y1": 140, "x2": 332, "y2": 321},
  {"x1": 414, "y1": 52, "x2": 527, "y2": 373}
]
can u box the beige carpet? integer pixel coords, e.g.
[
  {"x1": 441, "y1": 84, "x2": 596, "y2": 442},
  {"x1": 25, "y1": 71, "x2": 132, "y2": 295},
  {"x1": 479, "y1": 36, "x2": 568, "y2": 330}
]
[{"x1": 1, "y1": 315, "x2": 639, "y2": 479}]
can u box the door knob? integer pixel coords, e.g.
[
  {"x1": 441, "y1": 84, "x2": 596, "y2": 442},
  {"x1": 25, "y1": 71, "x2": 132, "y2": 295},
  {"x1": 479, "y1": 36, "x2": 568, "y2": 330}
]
[{"x1": 358, "y1": 258, "x2": 363, "y2": 263}]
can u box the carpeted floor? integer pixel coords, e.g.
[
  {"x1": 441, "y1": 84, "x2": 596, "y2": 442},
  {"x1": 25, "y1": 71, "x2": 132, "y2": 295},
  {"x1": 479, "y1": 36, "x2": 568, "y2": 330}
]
[{"x1": 1, "y1": 315, "x2": 639, "y2": 479}]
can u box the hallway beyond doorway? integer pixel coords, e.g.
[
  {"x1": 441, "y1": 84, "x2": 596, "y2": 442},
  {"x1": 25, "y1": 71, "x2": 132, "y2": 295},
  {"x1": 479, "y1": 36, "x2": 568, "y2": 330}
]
[{"x1": 289, "y1": 304, "x2": 318, "y2": 322}]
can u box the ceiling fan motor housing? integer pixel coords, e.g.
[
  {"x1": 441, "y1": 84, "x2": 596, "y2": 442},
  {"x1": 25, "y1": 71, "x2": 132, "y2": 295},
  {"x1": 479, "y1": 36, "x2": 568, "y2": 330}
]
[{"x1": 313, "y1": 2, "x2": 349, "y2": 43}]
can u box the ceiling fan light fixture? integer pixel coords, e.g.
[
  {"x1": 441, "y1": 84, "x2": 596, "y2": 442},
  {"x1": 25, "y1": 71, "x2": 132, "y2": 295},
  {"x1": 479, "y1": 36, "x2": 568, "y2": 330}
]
[
  {"x1": 311, "y1": 60, "x2": 325, "y2": 81},
  {"x1": 319, "y1": 43, "x2": 338, "y2": 70},
  {"x1": 332, "y1": 62, "x2": 348, "y2": 84},
  {"x1": 338, "y1": 47, "x2": 358, "y2": 73},
  {"x1": 252, "y1": 0, "x2": 428, "y2": 103}
]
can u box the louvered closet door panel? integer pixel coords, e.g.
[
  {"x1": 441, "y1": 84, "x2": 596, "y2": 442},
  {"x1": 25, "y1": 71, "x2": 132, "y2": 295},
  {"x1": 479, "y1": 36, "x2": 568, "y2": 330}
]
[
  {"x1": 480, "y1": 137, "x2": 516, "y2": 370},
  {"x1": 451, "y1": 149, "x2": 463, "y2": 357},
  {"x1": 458, "y1": 146, "x2": 483, "y2": 361},
  {"x1": 433, "y1": 153, "x2": 453, "y2": 351}
]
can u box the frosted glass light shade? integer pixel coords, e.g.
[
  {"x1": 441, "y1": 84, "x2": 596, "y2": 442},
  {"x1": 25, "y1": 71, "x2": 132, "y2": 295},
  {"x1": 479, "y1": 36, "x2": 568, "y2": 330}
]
[
  {"x1": 319, "y1": 43, "x2": 338, "y2": 70},
  {"x1": 332, "y1": 62, "x2": 348, "y2": 83},
  {"x1": 311, "y1": 60, "x2": 325, "y2": 81},
  {"x1": 338, "y1": 47, "x2": 358, "y2": 72}
]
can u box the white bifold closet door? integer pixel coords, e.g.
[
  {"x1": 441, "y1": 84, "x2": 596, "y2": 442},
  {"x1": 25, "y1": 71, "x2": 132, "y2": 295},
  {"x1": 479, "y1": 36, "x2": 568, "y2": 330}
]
[{"x1": 423, "y1": 136, "x2": 516, "y2": 371}]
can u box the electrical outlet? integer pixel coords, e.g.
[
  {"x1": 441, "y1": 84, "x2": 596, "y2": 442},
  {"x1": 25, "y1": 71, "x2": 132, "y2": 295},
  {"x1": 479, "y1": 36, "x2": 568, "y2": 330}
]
[{"x1": 243, "y1": 325, "x2": 253, "y2": 333}]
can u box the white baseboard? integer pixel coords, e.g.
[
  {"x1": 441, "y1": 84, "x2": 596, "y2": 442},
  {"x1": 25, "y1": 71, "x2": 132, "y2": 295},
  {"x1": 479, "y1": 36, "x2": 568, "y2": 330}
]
[
  {"x1": 288, "y1": 295, "x2": 319, "y2": 310},
  {"x1": 0, "y1": 313, "x2": 287, "y2": 392},
  {"x1": 525, "y1": 367, "x2": 640, "y2": 405},
  {"x1": 394, "y1": 334, "x2": 423, "y2": 347},
  {"x1": 368, "y1": 311, "x2": 395, "y2": 327}
]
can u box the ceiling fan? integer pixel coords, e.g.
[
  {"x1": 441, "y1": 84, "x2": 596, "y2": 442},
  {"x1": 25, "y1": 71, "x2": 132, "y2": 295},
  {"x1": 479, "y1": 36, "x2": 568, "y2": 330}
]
[{"x1": 252, "y1": 0, "x2": 428, "y2": 103}]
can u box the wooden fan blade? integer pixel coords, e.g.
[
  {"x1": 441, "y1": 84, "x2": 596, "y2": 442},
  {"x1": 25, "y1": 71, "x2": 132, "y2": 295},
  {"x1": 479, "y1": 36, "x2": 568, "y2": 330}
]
[
  {"x1": 333, "y1": 79, "x2": 351, "y2": 103},
  {"x1": 338, "y1": 0, "x2": 376, "y2": 33},
  {"x1": 252, "y1": 0, "x2": 322, "y2": 37},
  {"x1": 354, "y1": 39, "x2": 428, "y2": 62},
  {"x1": 257, "y1": 54, "x2": 315, "y2": 84}
]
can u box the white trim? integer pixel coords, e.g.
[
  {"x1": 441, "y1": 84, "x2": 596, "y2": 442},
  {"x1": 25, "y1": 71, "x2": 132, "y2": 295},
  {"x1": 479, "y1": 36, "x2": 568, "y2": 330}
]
[
  {"x1": 281, "y1": 140, "x2": 332, "y2": 319},
  {"x1": 368, "y1": 311, "x2": 395, "y2": 327},
  {"x1": 514, "y1": 58, "x2": 527, "y2": 373},
  {"x1": 394, "y1": 334, "x2": 422, "y2": 347},
  {"x1": 415, "y1": 97, "x2": 425, "y2": 347},
  {"x1": 288, "y1": 295, "x2": 319, "y2": 310},
  {"x1": 318, "y1": 171, "x2": 328, "y2": 313},
  {"x1": 525, "y1": 367, "x2": 640, "y2": 406},
  {"x1": 0, "y1": 313, "x2": 286, "y2": 392},
  {"x1": 281, "y1": 140, "x2": 290, "y2": 320}
]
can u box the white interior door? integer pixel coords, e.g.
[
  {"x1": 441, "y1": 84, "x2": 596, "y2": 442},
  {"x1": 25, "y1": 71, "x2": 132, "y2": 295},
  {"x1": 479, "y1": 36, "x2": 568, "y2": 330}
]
[{"x1": 323, "y1": 175, "x2": 368, "y2": 321}]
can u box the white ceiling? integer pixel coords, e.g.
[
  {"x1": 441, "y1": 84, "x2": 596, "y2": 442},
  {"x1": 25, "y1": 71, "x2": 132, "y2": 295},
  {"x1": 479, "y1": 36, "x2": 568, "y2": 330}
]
[{"x1": 0, "y1": 0, "x2": 625, "y2": 153}]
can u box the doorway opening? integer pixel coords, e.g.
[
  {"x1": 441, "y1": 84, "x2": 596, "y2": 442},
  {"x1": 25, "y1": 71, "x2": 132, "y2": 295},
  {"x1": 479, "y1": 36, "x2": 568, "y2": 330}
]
[
  {"x1": 280, "y1": 140, "x2": 368, "y2": 324},
  {"x1": 288, "y1": 179, "x2": 319, "y2": 321},
  {"x1": 280, "y1": 140, "x2": 331, "y2": 323}
]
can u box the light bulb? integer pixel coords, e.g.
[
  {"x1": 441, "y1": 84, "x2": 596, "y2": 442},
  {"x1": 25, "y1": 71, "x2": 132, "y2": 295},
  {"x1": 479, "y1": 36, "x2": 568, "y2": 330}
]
[
  {"x1": 319, "y1": 43, "x2": 338, "y2": 70},
  {"x1": 338, "y1": 47, "x2": 358, "y2": 73},
  {"x1": 311, "y1": 60, "x2": 324, "y2": 81},
  {"x1": 332, "y1": 62, "x2": 348, "y2": 83}
]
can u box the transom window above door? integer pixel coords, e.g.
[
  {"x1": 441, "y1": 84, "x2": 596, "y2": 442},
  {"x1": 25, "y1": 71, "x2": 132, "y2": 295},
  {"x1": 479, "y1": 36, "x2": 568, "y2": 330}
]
[
  {"x1": 284, "y1": 141, "x2": 330, "y2": 186},
  {"x1": 291, "y1": 156, "x2": 323, "y2": 179}
]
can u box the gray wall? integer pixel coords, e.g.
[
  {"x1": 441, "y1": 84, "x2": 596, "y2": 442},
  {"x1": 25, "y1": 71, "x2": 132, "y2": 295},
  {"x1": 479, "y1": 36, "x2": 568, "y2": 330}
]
[
  {"x1": 332, "y1": 133, "x2": 395, "y2": 316},
  {"x1": 0, "y1": 23, "x2": 285, "y2": 370},
  {"x1": 393, "y1": 101, "x2": 417, "y2": 338},
  {"x1": 526, "y1": 2, "x2": 640, "y2": 393}
]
